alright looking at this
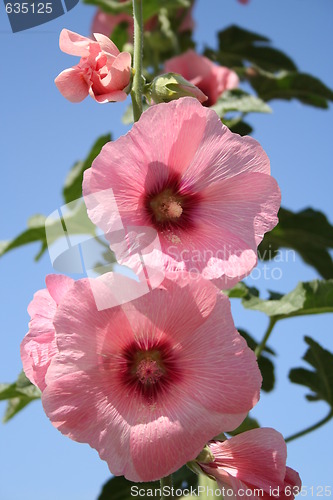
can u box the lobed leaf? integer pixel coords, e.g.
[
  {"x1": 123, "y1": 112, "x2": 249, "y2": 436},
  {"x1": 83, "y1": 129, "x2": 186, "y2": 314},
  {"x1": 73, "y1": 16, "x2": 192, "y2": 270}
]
[
  {"x1": 289, "y1": 337, "x2": 333, "y2": 407},
  {"x1": 259, "y1": 207, "x2": 333, "y2": 279},
  {"x1": 212, "y1": 89, "x2": 272, "y2": 116},
  {"x1": 0, "y1": 372, "x2": 41, "y2": 423},
  {"x1": 249, "y1": 70, "x2": 333, "y2": 108},
  {"x1": 206, "y1": 25, "x2": 297, "y2": 72},
  {"x1": 233, "y1": 280, "x2": 333, "y2": 320}
]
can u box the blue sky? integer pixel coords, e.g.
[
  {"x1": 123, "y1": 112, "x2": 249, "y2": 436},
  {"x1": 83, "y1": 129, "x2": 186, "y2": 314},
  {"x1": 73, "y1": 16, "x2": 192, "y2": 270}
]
[{"x1": 1, "y1": 0, "x2": 333, "y2": 499}]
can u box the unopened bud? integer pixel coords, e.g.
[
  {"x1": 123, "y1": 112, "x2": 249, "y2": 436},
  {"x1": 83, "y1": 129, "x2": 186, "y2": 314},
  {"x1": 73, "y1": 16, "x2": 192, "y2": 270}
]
[
  {"x1": 145, "y1": 72, "x2": 208, "y2": 104},
  {"x1": 195, "y1": 445, "x2": 215, "y2": 464}
]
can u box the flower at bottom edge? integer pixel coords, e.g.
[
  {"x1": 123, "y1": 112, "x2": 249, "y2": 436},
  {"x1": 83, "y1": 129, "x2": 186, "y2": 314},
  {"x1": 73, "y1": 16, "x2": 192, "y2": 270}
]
[{"x1": 37, "y1": 273, "x2": 262, "y2": 482}]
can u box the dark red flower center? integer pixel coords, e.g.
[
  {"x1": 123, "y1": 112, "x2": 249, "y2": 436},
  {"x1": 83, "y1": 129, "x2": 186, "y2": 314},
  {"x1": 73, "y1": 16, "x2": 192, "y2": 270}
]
[
  {"x1": 120, "y1": 339, "x2": 182, "y2": 403},
  {"x1": 144, "y1": 172, "x2": 201, "y2": 232}
]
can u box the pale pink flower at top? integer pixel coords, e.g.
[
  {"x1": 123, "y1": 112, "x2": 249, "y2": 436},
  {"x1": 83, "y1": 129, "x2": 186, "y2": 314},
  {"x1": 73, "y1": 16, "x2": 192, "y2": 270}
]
[
  {"x1": 55, "y1": 29, "x2": 131, "y2": 103},
  {"x1": 238, "y1": 0, "x2": 249, "y2": 4},
  {"x1": 198, "y1": 429, "x2": 301, "y2": 499},
  {"x1": 83, "y1": 98, "x2": 281, "y2": 289},
  {"x1": 38, "y1": 274, "x2": 261, "y2": 482},
  {"x1": 91, "y1": 2, "x2": 195, "y2": 40},
  {"x1": 20, "y1": 274, "x2": 74, "y2": 391},
  {"x1": 91, "y1": 10, "x2": 134, "y2": 41},
  {"x1": 164, "y1": 50, "x2": 239, "y2": 106}
]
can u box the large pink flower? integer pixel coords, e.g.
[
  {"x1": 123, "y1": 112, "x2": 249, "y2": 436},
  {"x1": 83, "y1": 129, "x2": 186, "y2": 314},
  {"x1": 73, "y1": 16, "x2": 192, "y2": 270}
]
[
  {"x1": 55, "y1": 29, "x2": 131, "y2": 103},
  {"x1": 199, "y1": 429, "x2": 301, "y2": 499},
  {"x1": 20, "y1": 274, "x2": 74, "y2": 391},
  {"x1": 83, "y1": 98, "x2": 281, "y2": 288},
  {"x1": 40, "y1": 275, "x2": 261, "y2": 482},
  {"x1": 164, "y1": 50, "x2": 239, "y2": 106}
]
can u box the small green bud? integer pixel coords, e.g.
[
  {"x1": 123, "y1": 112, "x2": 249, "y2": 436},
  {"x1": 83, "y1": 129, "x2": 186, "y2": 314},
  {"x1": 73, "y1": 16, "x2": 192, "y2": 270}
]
[
  {"x1": 145, "y1": 72, "x2": 208, "y2": 104},
  {"x1": 195, "y1": 445, "x2": 215, "y2": 464}
]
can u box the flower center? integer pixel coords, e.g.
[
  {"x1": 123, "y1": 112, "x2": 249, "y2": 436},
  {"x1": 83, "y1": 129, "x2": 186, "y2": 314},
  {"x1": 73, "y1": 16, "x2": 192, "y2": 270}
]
[
  {"x1": 120, "y1": 340, "x2": 182, "y2": 403},
  {"x1": 132, "y1": 350, "x2": 166, "y2": 386},
  {"x1": 149, "y1": 189, "x2": 184, "y2": 222}
]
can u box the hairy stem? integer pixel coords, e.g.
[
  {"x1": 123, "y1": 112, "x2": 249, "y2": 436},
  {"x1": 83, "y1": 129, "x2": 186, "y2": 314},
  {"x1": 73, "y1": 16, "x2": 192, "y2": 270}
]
[
  {"x1": 131, "y1": 0, "x2": 144, "y2": 121},
  {"x1": 255, "y1": 318, "x2": 277, "y2": 359},
  {"x1": 160, "y1": 474, "x2": 173, "y2": 499},
  {"x1": 285, "y1": 409, "x2": 333, "y2": 443}
]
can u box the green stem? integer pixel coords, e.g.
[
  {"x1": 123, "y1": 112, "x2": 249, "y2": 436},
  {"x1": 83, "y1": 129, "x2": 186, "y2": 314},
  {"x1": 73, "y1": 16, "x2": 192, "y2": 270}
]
[
  {"x1": 160, "y1": 474, "x2": 173, "y2": 499},
  {"x1": 285, "y1": 410, "x2": 333, "y2": 443},
  {"x1": 131, "y1": 0, "x2": 144, "y2": 122},
  {"x1": 255, "y1": 318, "x2": 277, "y2": 359},
  {"x1": 198, "y1": 474, "x2": 221, "y2": 499}
]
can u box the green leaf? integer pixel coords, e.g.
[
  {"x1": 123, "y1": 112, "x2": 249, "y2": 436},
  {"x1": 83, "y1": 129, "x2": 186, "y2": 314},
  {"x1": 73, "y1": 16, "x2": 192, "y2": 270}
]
[
  {"x1": 238, "y1": 329, "x2": 275, "y2": 392},
  {"x1": 225, "y1": 281, "x2": 259, "y2": 299},
  {"x1": 239, "y1": 279, "x2": 333, "y2": 320},
  {"x1": 222, "y1": 117, "x2": 253, "y2": 136},
  {"x1": 259, "y1": 207, "x2": 333, "y2": 279},
  {"x1": 207, "y1": 25, "x2": 297, "y2": 72},
  {"x1": 98, "y1": 466, "x2": 198, "y2": 500},
  {"x1": 1, "y1": 372, "x2": 41, "y2": 423},
  {"x1": 0, "y1": 200, "x2": 96, "y2": 261},
  {"x1": 249, "y1": 70, "x2": 333, "y2": 108},
  {"x1": 212, "y1": 89, "x2": 272, "y2": 116},
  {"x1": 0, "y1": 223, "x2": 47, "y2": 261},
  {"x1": 228, "y1": 415, "x2": 260, "y2": 436},
  {"x1": 289, "y1": 337, "x2": 333, "y2": 407},
  {"x1": 63, "y1": 134, "x2": 111, "y2": 204}
]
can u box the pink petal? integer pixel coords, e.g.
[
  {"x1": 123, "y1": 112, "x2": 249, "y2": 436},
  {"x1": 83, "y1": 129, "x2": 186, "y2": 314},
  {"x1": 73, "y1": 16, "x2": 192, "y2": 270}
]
[
  {"x1": 55, "y1": 67, "x2": 90, "y2": 103},
  {"x1": 59, "y1": 29, "x2": 92, "y2": 57},
  {"x1": 182, "y1": 293, "x2": 262, "y2": 417},
  {"x1": 90, "y1": 89, "x2": 128, "y2": 103},
  {"x1": 206, "y1": 429, "x2": 287, "y2": 492},
  {"x1": 45, "y1": 274, "x2": 74, "y2": 305},
  {"x1": 93, "y1": 32, "x2": 119, "y2": 57},
  {"x1": 109, "y1": 51, "x2": 132, "y2": 88}
]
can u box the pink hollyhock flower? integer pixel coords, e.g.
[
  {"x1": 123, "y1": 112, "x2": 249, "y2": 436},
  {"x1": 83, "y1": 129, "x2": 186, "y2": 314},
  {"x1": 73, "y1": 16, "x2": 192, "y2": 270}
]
[
  {"x1": 199, "y1": 429, "x2": 301, "y2": 499},
  {"x1": 91, "y1": 2, "x2": 194, "y2": 40},
  {"x1": 164, "y1": 50, "x2": 239, "y2": 106},
  {"x1": 83, "y1": 98, "x2": 281, "y2": 288},
  {"x1": 91, "y1": 10, "x2": 134, "y2": 41},
  {"x1": 55, "y1": 29, "x2": 131, "y2": 103},
  {"x1": 39, "y1": 275, "x2": 261, "y2": 482},
  {"x1": 20, "y1": 275, "x2": 73, "y2": 391}
]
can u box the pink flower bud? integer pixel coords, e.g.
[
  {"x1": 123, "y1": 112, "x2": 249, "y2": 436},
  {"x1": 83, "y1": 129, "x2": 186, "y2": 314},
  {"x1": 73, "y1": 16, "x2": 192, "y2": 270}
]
[{"x1": 55, "y1": 29, "x2": 132, "y2": 103}]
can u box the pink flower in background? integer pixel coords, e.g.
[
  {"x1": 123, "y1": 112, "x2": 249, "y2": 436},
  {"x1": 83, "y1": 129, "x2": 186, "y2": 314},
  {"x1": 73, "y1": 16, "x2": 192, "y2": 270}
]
[
  {"x1": 40, "y1": 275, "x2": 261, "y2": 482},
  {"x1": 199, "y1": 429, "x2": 301, "y2": 499},
  {"x1": 55, "y1": 29, "x2": 131, "y2": 103},
  {"x1": 91, "y1": 10, "x2": 134, "y2": 41},
  {"x1": 91, "y1": 2, "x2": 195, "y2": 40},
  {"x1": 164, "y1": 50, "x2": 239, "y2": 106},
  {"x1": 20, "y1": 275, "x2": 73, "y2": 391},
  {"x1": 83, "y1": 98, "x2": 280, "y2": 288},
  {"x1": 238, "y1": 0, "x2": 249, "y2": 4}
]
